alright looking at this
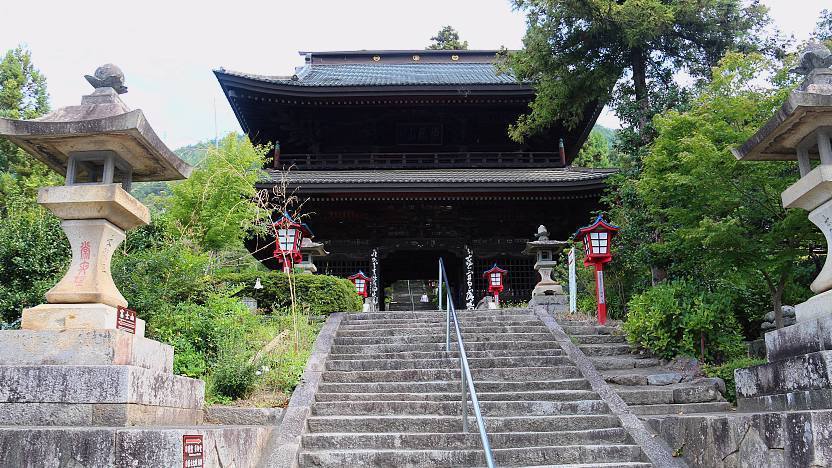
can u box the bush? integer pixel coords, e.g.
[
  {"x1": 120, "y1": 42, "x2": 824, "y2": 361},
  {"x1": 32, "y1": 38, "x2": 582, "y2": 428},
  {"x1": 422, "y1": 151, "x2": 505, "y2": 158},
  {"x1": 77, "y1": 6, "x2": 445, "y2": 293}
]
[
  {"x1": 0, "y1": 202, "x2": 69, "y2": 322},
  {"x1": 149, "y1": 295, "x2": 272, "y2": 377},
  {"x1": 623, "y1": 280, "x2": 746, "y2": 362},
  {"x1": 112, "y1": 245, "x2": 215, "y2": 324},
  {"x1": 209, "y1": 351, "x2": 260, "y2": 400},
  {"x1": 213, "y1": 270, "x2": 363, "y2": 315},
  {"x1": 703, "y1": 357, "x2": 766, "y2": 403}
]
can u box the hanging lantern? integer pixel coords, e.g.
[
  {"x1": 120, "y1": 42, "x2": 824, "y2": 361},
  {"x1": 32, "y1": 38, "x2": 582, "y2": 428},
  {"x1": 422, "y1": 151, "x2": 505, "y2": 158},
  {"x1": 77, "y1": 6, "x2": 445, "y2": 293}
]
[
  {"x1": 483, "y1": 263, "x2": 508, "y2": 305},
  {"x1": 273, "y1": 212, "x2": 312, "y2": 274},
  {"x1": 348, "y1": 271, "x2": 371, "y2": 297},
  {"x1": 575, "y1": 214, "x2": 620, "y2": 325}
]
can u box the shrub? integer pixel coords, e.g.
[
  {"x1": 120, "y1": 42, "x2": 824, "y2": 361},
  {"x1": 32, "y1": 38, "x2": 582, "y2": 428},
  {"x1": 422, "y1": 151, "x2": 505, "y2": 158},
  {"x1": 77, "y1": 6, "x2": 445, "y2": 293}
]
[
  {"x1": 209, "y1": 351, "x2": 260, "y2": 400},
  {"x1": 213, "y1": 270, "x2": 363, "y2": 315},
  {"x1": 623, "y1": 280, "x2": 746, "y2": 362},
  {"x1": 0, "y1": 202, "x2": 68, "y2": 322},
  {"x1": 112, "y1": 245, "x2": 215, "y2": 323},
  {"x1": 149, "y1": 295, "x2": 272, "y2": 377},
  {"x1": 703, "y1": 357, "x2": 766, "y2": 403}
]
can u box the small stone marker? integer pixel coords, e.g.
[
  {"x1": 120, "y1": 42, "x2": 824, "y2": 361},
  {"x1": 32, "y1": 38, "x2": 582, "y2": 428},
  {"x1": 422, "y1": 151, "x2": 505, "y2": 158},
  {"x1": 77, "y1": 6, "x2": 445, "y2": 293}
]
[
  {"x1": 116, "y1": 306, "x2": 137, "y2": 334},
  {"x1": 183, "y1": 435, "x2": 204, "y2": 468}
]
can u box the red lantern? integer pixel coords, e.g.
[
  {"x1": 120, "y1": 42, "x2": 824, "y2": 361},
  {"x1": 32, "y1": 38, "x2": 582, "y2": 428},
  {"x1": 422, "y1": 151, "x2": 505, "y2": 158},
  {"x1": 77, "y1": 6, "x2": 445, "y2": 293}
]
[
  {"x1": 483, "y1": 263, "x2": 508, "y2": 304},
  {"x1": 273, "y1": 212, "x2": 312, "y2": 274},
  {"x1": 575, "y1": 215, "x2": 620, "y2": 325},
  {"x1": 348, "y1": 271, "x2": 371, "y2": 298}
]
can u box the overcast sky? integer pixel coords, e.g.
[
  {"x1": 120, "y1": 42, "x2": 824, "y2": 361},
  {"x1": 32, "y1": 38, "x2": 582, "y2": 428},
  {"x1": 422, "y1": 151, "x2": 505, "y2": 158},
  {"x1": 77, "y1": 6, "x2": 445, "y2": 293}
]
[{"x1": 0, "y1": 0, "x2": 828, "y2": 149}]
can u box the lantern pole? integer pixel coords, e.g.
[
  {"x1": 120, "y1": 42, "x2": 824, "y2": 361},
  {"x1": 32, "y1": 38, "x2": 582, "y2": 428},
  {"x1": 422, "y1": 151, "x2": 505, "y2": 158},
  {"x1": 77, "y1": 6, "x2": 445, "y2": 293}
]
[{"x1": 594, "y1": 262, "x2": 607, "y2": 325}]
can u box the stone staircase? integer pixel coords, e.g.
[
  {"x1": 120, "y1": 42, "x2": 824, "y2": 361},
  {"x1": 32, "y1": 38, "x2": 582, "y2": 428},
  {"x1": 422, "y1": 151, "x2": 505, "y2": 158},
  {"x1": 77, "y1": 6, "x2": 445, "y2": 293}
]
[
  {"x1": 558, "y1": 318, "x2": 730, "y2": 416},
  {"x1": 296, "y1": 308, "x2": 652, "y2": 467},
  {"x1": 388, "y1": 280, "x2": 435, "y2": 311}
]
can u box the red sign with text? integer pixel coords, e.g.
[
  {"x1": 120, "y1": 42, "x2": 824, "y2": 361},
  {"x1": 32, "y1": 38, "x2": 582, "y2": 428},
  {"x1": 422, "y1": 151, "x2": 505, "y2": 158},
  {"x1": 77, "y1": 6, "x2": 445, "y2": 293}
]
[
  {"x1": 116, "y1": 306, "x2": 137, "y2": 335},
  {"x1": 183, "y1": 435, "x2": 203, "y2": 468}
]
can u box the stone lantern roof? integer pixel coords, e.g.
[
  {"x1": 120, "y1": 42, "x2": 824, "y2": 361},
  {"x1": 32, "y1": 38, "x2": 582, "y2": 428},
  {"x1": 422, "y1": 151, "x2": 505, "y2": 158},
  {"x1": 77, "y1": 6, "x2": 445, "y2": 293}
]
[
  {"x1": 0, "y1": 64, "x2": 192, "y2": 182},
  {"x1": 732, "y1": 42, "x2": 832, "y2": 162}
]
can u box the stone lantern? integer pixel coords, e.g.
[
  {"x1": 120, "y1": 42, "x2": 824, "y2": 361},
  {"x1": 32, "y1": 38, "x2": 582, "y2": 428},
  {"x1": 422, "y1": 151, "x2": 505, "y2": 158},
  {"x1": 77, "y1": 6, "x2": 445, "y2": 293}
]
[
  {"x1": 523, "y1": 225, "x2": 569, "y2": 312},
  {"x1": 0, "y1": 65, "x2": 205, "y2": 428},
  {"x1": 297, "y1": 238, "x2": 329, "y2": 274},
  {"x1": 731, "y1": 42, "x2": 832, "y2": 413}
]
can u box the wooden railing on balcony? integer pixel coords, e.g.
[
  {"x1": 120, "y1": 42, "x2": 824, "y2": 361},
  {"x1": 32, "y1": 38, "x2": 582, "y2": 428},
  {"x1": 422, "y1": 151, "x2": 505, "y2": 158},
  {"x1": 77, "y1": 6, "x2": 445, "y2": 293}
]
[{"x1": 276, "y1": 151, "x2": 563, "y2": 170}]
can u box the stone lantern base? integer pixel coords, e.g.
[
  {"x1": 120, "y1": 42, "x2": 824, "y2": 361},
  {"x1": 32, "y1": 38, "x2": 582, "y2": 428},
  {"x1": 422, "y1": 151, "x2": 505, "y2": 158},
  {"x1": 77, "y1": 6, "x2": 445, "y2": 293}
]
[
  {"x1": 0, "y1": 184, "x2": 205, "y2": 427},
  {"x1": 735, "y1": 312, "x2": 832, "y2": 412}
]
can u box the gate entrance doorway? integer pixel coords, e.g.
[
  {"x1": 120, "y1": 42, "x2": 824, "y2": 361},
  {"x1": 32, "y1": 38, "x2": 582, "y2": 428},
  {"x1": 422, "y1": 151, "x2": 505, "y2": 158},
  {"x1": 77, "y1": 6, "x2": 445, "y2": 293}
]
[{"x1": 379, "y1": 250, "x2": 463, "y2": 311}]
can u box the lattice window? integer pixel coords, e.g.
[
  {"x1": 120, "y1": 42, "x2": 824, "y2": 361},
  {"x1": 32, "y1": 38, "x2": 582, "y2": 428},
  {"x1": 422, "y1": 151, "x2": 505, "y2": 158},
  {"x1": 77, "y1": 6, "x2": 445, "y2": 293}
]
[
  {"x1": 473, "y1": 256, "x2": 535, "y2": 305},
  {"x1": 318, "y1": 259, "x2": 371, "y2": 280}
]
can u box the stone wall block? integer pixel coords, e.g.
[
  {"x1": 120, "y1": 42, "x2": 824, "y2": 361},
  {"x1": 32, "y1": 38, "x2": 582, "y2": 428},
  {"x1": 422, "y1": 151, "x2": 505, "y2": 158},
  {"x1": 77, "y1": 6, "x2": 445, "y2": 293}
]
[
  {"x1": 765, "y1": 313, "x2": 832, "y2": 362},
  {"x1": 0, "y1": 426, "x2": 270, "y2": 468},
  {"x1": 735, "y1": 350, "x2": 832, "y2": 399},
  {"x1": 0, "y1": 330, "x2": 171, "y2": 372},
  {"x1": 0, "y1": 365, "x2": 203, "y2": 408}
]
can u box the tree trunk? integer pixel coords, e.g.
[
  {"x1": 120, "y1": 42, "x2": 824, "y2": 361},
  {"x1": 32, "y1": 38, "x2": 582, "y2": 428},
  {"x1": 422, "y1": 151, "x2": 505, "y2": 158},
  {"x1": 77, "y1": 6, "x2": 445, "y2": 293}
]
[
  {"x1": 630, "y1": 47, "x2": 650, "y2": 142},
  {"x1": 763, "y1": 270, "x2": 788, "y2": 330},
  {"x1": 651, "y1": 264, "x2": 667, "y2": 285}
]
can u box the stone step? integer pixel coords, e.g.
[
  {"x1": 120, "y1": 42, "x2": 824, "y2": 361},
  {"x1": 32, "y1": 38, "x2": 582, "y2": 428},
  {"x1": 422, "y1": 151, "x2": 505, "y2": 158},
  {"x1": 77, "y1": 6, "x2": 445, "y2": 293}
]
[
  {"x1": 316, "y1": 379, "x2": 592, "y2": 395},
  {"x1": 347, "y1": 309, "x2": 534, "y2": 321},
  {"x1": 527, "y1": 464, "x2": 651, "y2": 468},
  {"x1": 324, "y1": 356, "x2": 572, "y2": 371},
  {"x1": 578, "y1": 344, "x2": 634, "y2": 356},
  {"x1": 617, "y1": 385, "x2": 722, "y2": 406},
  {"x1": 561, "y1": 325, "x2": 620, "y2": 336},
  {"x1": 298, "y1": 445, "x2": 646, "y2": 467},
  {"x1": 333, "y1": 332, "x2": 554, "y2": 346},
  {"x1": 307, "y1": 414, "x2": 623, "y2": 433},
  {"x1": 315, "y1": 389, "x2": 600, "y2": 403},
  {"x1": 340, "y1": 316, "x2": 542, "y2": 328},
  {"x1": 320, "y1": 366, "x2": 582, "y2": 383},
  {"x1": 301, "y1": 428, "x2": 631, "y2": 450},
  {"x1": 327, "y1": 348, "x2": 564, "y2": 361},
  {"x1": 590, "y1": 357, "x2": 662, "y2": 370},
  {"x1": 336, "y1": 324, "x2": 550, "y2": 337},
  {"x1": 572, "y1": 335, "x2": 627, "y2": 344},
  {"x1": 330, "y1": 339, "x2": 561, "y2": 355},
  {"x1": 628, "y1": 401, "x2": 732, "y2": 415},
  {"x1": 310, "y1": 400, "x2": 610, "y2": 417}
]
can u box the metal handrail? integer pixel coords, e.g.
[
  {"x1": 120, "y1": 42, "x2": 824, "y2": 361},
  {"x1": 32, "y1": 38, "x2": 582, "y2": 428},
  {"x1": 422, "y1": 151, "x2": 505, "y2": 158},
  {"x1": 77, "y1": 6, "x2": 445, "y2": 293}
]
[{"x1": 439, "y1": 258, "x2": 496, "y2": 468}]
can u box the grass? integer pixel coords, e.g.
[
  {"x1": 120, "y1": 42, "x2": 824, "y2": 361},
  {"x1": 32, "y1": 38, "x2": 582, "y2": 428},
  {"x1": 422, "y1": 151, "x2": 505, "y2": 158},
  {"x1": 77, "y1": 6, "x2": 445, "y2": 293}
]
[{"x1": 208, "y1": 311, "x2": 323, "y2": 408}]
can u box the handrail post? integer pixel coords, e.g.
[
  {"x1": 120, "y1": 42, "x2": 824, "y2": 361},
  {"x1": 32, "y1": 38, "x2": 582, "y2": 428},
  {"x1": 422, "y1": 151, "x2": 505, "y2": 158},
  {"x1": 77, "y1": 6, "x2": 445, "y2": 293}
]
[{"x1": 438, "y1": 261, "x2": 443, "y2": 312}]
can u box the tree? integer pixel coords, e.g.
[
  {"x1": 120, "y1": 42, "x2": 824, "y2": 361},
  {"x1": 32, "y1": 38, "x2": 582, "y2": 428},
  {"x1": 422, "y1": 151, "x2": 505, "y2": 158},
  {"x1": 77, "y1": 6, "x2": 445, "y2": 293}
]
[
  {"x1": 427, "y1": 26, "x2": 469, "y2": 50},
  {"x1": 0, "y1": 46, "x2": 59, "y2": 207},
  {"x1": 508, "y1": 0, "x2": 773, "y2": 286},
  {"x1": 165, "y1": 133, "x2": 269, "y2": 252},
  {"x1": 573, "y1": 127, "x2": 615, "y2": 168},
  {"x1": 816, "y1": 9, "x2": 832, "y2": 43},
  {"x1": 636, "y1": 52, "x2": 816, "y2": 330},
  {"x1": 508, "y1": 0, "x2": 770, "y2": 143}
]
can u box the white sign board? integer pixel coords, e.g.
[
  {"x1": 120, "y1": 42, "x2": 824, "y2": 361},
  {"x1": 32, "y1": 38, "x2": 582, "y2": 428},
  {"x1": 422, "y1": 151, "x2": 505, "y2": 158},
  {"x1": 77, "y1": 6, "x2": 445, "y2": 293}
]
[{"x1": 568, "y1": 247, "x2": 577, "y2": 314}]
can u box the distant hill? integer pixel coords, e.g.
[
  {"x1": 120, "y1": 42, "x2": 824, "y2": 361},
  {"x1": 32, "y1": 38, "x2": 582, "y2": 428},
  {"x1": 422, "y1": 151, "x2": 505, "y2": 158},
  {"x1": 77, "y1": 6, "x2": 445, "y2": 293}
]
[
  {"x1": 131, "y1": 140, "x2": 216, "y2": 204},
  {"x1": 592, "y1": 125, "x2": 617, "y2": 148},
  {"x1": 174, "y1": 140, "x2": 216, "y2": 166}
]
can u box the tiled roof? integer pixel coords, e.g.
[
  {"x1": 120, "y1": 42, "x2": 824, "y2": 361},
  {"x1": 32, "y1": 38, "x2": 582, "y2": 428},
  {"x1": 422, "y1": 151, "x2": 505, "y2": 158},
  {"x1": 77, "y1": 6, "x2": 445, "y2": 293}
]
[
  {"x1": 219, "y1": 63, "x2": 519, "y2": 87},
  {"x1": 263, "y1": 167, "x2": 614, "y2": 186}
]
